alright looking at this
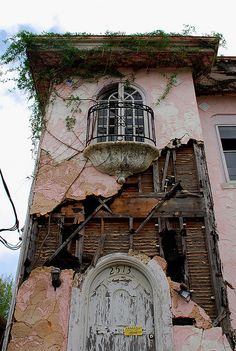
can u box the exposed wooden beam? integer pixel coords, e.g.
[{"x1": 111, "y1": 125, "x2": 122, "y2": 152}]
[
  {"x1": 134, "y1": 182, "x2": 182, "y2": 235},
  {"x1": 44, "y1": 197, "x2": 113, "y2": 264},
  {"x1": 161, "y1": 150, "x2": 171, "y2": 191}
]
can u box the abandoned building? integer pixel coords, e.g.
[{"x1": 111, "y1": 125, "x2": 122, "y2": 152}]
[{"x1": 2, "y1": 34, "x2": 236, "y2": 350}]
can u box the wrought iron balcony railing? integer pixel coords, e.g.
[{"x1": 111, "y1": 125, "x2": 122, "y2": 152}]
[{"x1": 86, "y1": 102, "x2": 156, "y2": 146}]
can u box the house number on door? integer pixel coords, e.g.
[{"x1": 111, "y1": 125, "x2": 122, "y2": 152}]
[{"x1": 109, "y1": 265, "x2": 132, "y2": 275}]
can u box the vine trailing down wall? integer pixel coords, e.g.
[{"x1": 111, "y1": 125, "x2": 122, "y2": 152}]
[{"x1": 0, "y1": 26, "x2": 225, "y2": 148}]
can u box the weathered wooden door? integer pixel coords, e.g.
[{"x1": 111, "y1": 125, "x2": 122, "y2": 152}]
[{"x1": 86, "y1": 264, "x2": 156, "y2": 350}]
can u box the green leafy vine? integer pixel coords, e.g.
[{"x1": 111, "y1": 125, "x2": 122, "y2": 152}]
[
  {"x1": 156, "y1": 73, "x2": 177, "y2": 106},
  {"x1": 0, "y1": 27, "x2": 226, "y2": 145}
]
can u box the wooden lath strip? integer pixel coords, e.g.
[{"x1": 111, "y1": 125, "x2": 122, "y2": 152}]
[{"x1": 161, "y1": 149, "x2": 171, "y2": 191}]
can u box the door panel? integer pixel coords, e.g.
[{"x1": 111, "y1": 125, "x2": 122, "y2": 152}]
[{"x1": 86, "y1": 264, "x2": 156, "y2": 351}]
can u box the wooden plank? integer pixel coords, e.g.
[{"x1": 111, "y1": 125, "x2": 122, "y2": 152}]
[
  {"x1": 153, "y1": 161, "x2": 160, "y2": 193},
  {"x1": 77, "y1": 227, "x2": 84, "y2": 264},
  {"x1": 161, "y1": 150, "x2": 171, "y2": 191},
  {"x1": 129, "y1": 217, "x2": 134, "y2": 250},
  {"x1": 110, "y1": 195, "x2": 205, "y2": 217},
  {"x1": 134, "y1": 182, "x2": 182, "y2": 235},
  {"x1": 179, "y1": 217, "x2": 190, "y2": 287},
  {"x1": 172, "y1": 150, "x2": 177, "y2": 180}
]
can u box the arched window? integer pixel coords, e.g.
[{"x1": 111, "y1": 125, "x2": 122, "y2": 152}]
[
  {"x1": 98, "y1": 83, "x2": 145, "y2": 142},
  {"x1": 86, "y1": 83, "x2": 156, "y2": 145}
]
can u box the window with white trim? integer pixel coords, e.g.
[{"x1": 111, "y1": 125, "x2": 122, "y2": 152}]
[{"x1": 218, "y1": 125, "x2": 236, "y2": 181}]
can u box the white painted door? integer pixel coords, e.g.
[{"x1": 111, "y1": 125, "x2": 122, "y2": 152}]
[{"x1": 86, "y1": 264, "x2": 156, "y2": 351}]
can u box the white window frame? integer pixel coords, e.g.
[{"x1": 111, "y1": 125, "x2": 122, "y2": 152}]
[{"x1": 216, "y1": 124, "x2": 236, "y2": 182}]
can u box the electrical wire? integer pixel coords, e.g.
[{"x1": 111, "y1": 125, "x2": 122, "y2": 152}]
[
  {"x1": 0, "y1": 168, "x2": 20, "y2": 233},
  {"x1": 0, "y1": 168, "x2": 21, "y2": 250},
  {"x1": 0, "y1": 235, "x2": 21, "y2": 250}
]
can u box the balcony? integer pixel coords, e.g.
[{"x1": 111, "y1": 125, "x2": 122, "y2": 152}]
[{"x1": 83, "y1": 102, "x2": 159, "y2": 184}]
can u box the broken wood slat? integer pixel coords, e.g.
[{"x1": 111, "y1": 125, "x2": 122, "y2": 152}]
[
  {"x1": 129, "y1": 217, "x2": 134, "y2": 250},
  {"x1": 158, "y1": 145, "x2": 199, "y2": 192},
  {"x1": 77, "y1": 227, "x2": 85, "y2": 264},
  {"x1": 110, "y1": 194, "x2": 205, "y2": 217},
  {"x1": 91, "y1": 217, "x2": 106, "y2": 266},
  {"x1": 153, "y1": 161, "x2": 160, "y2": 192},
  {"x1": 172, "y1": 149, "x2": 177, "y2": 180},
  {"x1": 97, "y1": 197, "x2": 113, "y2": 214},
  {"x1": 157, "y1": 218, "x2": 164, "y2": 258},
  {"x1": 179, "y1": 217, "x2": 190, "y2": 288},
  {"x1": 44, "y1": 197, "x2": 113, "y2": 265},
  {"x1": 134, "y1": 182, "x2": 182, "y2": 235},
  {"x1": 27, "y1": 221, "x2": 38, "y2": 270},
  {"x1": 161, "y1": 149, "x2": 171, "y2": 191}
]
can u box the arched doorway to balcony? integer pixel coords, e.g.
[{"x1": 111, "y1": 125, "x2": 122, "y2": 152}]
[
  {"x1": 97, "y1": 83, "x2": 146, "y2": 142},
  {"x1": 86, "y1": 83, "x2": 156, "y2": 145},
  {"x1": 84, "y1": 83, "x2": 159, "y2": 184}
]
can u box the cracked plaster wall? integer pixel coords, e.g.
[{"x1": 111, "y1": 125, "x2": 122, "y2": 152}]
[
  {"x1": 8, "y1": 258, "x2": 232, "y2": 350},
  {"x1": 7, "y1": 267, "x2": 73, "y2": 351},
  {"x1": 198, "y1": 96, "x2": 236, "y2": 332},
  {"x1": 173, "y1": 326, "x2": 231, "y2": 351},
  {"x1": 31, "y1": 69, "x2": 203, "y2": 215}
]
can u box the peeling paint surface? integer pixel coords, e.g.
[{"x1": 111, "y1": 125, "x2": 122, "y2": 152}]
[
  {"x1": 154, "y1": 256, "x2": 212, "y2": 330},
  {"x1": 169, "y1": 280, "x2": 212, "y2": 329},
  {"x1": 31, "y1": 69, "x2": 203, "y2": 215},
  {"x1": 7, "y1": 267, "x2": 73, "y2": 351},
  {"x1": 7, "y1": 256, "x2": 232, "y2": 350},
  {"x1": 198, "y1": 97, "x2": 236, "y2": 332},
  {"x1": 86, "y1": 264, "x2": 155, "y2": 350},
  {"x1": 67, "y1": 254, "x2": 174, "y2": 351}
]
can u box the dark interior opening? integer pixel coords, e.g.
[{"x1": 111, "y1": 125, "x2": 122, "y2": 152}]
[
  {"x1": 161, "y1": 229, "x2": 185, "y2": 283},
  {"x1": 172, "y1": 318, "x2": 195, "y2": 326}
]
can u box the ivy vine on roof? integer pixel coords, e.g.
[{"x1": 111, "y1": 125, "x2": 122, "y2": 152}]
[{"x1": 0, "y1": 26, "x2": 226, "y2": 146}]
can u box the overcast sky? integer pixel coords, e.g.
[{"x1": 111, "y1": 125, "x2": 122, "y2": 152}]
[{"x1": 0, "y1": 0, "x2": 236, "y2": 278}]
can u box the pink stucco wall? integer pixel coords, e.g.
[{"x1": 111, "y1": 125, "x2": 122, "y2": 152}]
[
  {"x1": 7, "y1": 267, "x2": 73, "y2": 351},
  {"x1": 26, "y1": 69, "x2": 236, "y2": 347},
  {"x1": 173, "y1": 326, "x2": 231, "y2": 350},
  {"x1": 31, "y1": 68, "x2": 202, "y2": 214},
  {"x1": 198, "y1": 95, "x2": 236, "y2": 330}
]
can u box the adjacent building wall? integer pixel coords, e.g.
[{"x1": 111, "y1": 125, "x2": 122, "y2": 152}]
[{"x1": 198, "y1": 95, "x2": 236, "y2": 331}]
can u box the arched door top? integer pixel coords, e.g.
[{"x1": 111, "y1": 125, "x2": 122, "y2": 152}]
[{"x1": 67, "y1": 253, "x2": 174, "y2": 351}]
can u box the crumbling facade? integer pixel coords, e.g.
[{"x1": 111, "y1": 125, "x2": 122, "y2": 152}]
[{"x1": 3, "y1": 35, "x2": 236, "y2": 350}]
